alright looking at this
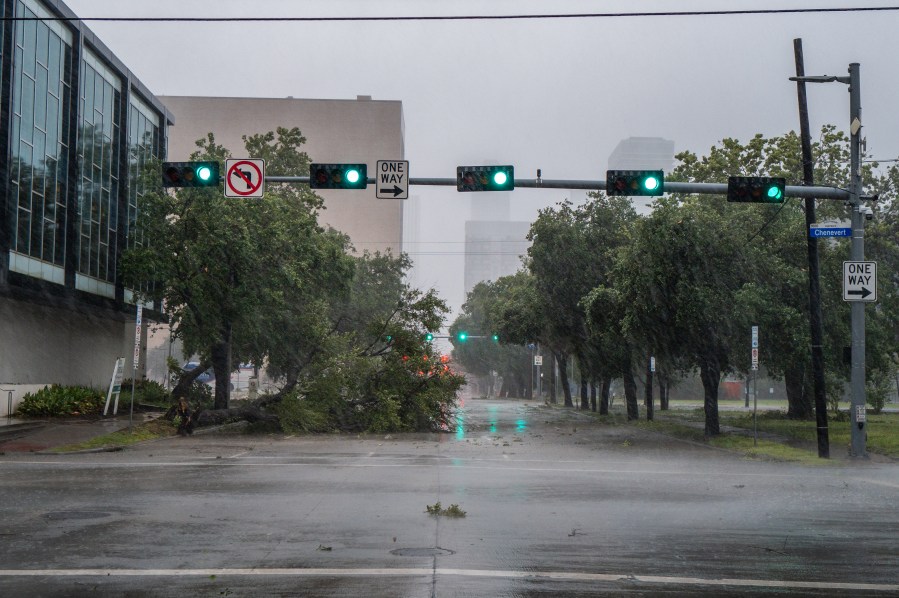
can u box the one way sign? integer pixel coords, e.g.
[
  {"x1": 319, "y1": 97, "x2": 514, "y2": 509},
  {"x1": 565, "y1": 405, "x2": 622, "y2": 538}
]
[
  {"x1": 376, "y1": 160, "x2": 409, "y2": 199},
  {"x1": 843, "y1": 261, "x2": 877, "y2": 302}
]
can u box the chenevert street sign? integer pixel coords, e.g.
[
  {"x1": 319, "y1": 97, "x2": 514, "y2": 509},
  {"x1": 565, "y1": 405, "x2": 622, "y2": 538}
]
[
  {"x1": 843, "y1": 261, "x2": 876, "y2": 302},
  {"x1": 809, "y1": 225, "x2": 852, "y2": 238},
  {"x1": 376, "y1": 160, "x2": 409, "y2": 199}
]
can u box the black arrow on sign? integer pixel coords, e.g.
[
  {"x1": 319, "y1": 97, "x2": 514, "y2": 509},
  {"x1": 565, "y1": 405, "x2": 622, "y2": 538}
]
[
  {"x1": 847, "y1": 287, "x2": 872, "y2": 299},
  {"x1": 379, "y1": 185, "x2": 404, "y2": 197}
]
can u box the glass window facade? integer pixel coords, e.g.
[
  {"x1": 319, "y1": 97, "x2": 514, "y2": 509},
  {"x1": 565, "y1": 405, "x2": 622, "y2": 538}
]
[
  {"x1": 9, "y1": 0, "x2": 73, "y2": 285},
  {"x1": 4, "y1": 0, "x2": 165, "y2": 302},
  {"x1": 127, "y1": 95, "x2": 160, "y2": 253},
  {"x1": 76, "y1": 49, "x2": 121, "y2": 297}
]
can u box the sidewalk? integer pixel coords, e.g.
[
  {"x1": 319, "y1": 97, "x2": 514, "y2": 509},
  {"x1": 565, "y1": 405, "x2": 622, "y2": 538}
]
[{"x1": 0, "y1": 413, "x2": 158, "y2": 453}]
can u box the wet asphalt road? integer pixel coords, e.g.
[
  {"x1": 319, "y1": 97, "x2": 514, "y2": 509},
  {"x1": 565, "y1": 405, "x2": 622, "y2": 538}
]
[{"x1": 1, "y1": 398, "x2": 898, "y2": 597}]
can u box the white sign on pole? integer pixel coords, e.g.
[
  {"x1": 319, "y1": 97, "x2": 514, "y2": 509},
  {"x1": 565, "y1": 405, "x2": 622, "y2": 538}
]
[
  {"x1": 843, "y1": 261, "x2": 877, "y2": 302},
  {"x1": 534, "y1": 355, "x2": 543, "y2": 366},
  {"x1": 225, "y1": 158, "x2": 265, "y2": 198},
  {"x1": 650, "y1": 356, "x2": 656, "y2": 372},
  {"x1": 133, "y1": 305, "x2": 143, "y2": 371},
  {"x1": 103, "y1": 357, "x2": 126, "y2": 416},
  {"x1": 376, "y1": 160, "x2": 409, "y2": 199},
  {"x1": 751, "y1": 325, "x2": 759, "y2": 371}
]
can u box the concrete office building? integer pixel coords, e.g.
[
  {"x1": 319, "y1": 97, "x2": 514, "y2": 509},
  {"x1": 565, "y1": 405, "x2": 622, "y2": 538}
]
[
  {"x1": 464, "y1": 194, "x2": 530, "y2": 298},
  {"x1": 608, "y1": 136, "x2": 676, "y2": 172},
  {"x1": 158, "y1": 95, "x2": 405, "y2": 256},
  {"x1": 0, "y1": 0, "x2": 171, "y2": 410}
]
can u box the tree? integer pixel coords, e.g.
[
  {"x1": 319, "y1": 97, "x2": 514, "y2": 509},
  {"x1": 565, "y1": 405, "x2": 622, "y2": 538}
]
[
  {"x1": 450, "y1": 279, "x2": 532, "y2": 398},
  {"x1": 123, "y1": 128, "x2": 353, "y2": 409},
  {"x1": 619, "y1": 195, "x2": 749, "y2": 436}
]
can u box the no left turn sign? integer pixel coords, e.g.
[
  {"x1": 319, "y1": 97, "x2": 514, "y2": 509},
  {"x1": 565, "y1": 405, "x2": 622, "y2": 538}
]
[{"x1": 225, "y1": 159, "x2": 265, "y2": 198}]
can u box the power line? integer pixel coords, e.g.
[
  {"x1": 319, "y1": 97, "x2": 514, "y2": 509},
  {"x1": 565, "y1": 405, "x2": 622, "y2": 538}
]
[
  {"x1": 743, "y1": 199, "x2": 792, "y2": 246},
  {"x1": 4, "y1": 6, "x2": 899, "y2": 23}
]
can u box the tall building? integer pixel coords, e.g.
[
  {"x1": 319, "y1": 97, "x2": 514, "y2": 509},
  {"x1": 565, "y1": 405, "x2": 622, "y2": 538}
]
[
  {"x1": 608, "y1": 136, "x2": 676, "y2": 171},
  {"x1": 0, "y1": 0, "x2": 171, "y2": 408},
  {"x1": 158, "y1": 95, "x2": 405, "y2": 256},
  {"x1": 463, "y1": 193, "x2": 530, "y2": 298}
]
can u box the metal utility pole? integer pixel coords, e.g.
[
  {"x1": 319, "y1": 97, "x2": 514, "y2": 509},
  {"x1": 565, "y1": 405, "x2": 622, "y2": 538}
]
[
  {"x1": 847, "y1": 63, "x2": 868, "y2": 458},
  {"x1": 792, "y1": 39, "x2": 829, "y2": 458},
  {"x1": 789, "y1": 62, "x2": 867, "y2": 458}
]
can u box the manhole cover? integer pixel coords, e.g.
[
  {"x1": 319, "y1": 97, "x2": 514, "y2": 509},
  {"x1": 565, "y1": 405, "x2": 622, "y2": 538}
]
[
  {"x1": 390, "y1": 547, "x2": 455, "y2": 557},
  {"x1": 44, "y1": 510, "x2": 109, "y2": 521}
]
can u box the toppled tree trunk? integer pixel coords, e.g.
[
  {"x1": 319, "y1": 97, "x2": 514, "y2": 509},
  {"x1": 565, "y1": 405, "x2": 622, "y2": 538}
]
[
  {"x1": 170, "y1": 360, "x2": 212, "y2": 402},
  {"x1": 165, "y1": 392, "x2": 284, "y2": 432},
  {"x1": 195, "y1": 403, "x2": 279, "y2": 427}
]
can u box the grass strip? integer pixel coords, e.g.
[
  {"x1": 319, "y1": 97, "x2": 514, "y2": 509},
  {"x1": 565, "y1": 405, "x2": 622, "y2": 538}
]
[{"x1": 52, "y1": 417, "x2": 177, "y2": 452}]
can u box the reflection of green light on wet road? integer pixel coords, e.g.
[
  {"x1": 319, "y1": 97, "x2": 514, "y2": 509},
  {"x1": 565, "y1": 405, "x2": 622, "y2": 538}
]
[
  {"x1": 456, "y1": 423, "x2": 465, "y2": 440},
  {"x1": 489, "y1": 422, "x2": 497, "y2": 434},
  {"x1": 516, "y1": 419, "x2": 527, "y2": 432}
]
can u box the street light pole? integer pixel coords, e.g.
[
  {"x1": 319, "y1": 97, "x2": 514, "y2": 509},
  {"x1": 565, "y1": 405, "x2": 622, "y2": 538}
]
[
  {"x1": 789, "y1": 63, "x2": 867, "y2": 458},
  {"x1": 847, "y1": 63, "x2": 868, "y2": 458}
]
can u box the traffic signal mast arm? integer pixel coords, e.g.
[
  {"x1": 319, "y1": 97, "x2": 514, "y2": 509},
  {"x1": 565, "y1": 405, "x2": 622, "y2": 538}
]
[{"x1": 263, "y1": 175, "x2": 850, "y2": 200}]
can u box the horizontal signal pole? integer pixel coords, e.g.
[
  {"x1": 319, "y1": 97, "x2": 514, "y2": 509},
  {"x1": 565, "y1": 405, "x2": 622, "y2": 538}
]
[{"x1": 264, "y1": 175, "x2": 850, "y2": 201}]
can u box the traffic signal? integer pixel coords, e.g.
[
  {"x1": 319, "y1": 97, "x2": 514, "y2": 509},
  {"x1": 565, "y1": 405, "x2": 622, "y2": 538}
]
[
  {"x1": 162, "y1": 161, "x2": 220, "y2": 188},
  {"x1": 425, "y1": 333, "x2": 434, "y2": 342},
  {"x1": 606, "y1": 170, "x2": 664, "y2": 196},
  {"x1": 309, "y1": 163, "x2": 368, "y2": 189},
  {"x1": 456, "y1": 331, "x2": 468, "y2": 342},
  {"x1": 727, "y1": 176, "x2": 786, "y2": 203},
  {"x1": 491, "y1": 333, "x2": 500, "y2": 342},
  {"x1": 457, "y1": 165, "x2": 514, "y2": 192}
]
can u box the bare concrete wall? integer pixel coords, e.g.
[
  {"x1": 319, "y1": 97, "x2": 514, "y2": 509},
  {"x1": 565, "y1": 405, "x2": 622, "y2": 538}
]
[{"x1": 0, "y1": 296, "x2": 144, "y2": 411}]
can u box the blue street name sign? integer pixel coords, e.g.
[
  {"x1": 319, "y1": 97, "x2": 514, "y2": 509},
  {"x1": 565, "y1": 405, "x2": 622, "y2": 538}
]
[{"x1": 809, "y1": 226, "x2": 852, "y2": 238}]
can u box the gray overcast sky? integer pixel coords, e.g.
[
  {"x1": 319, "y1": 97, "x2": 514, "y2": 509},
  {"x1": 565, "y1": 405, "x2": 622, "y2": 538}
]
[{"x1": 65, "y1": 0, "x2": 899, "y2": 316}]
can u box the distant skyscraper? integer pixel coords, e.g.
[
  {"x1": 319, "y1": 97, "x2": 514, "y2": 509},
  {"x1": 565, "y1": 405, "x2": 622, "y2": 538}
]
[
  {"x1": 464, "y1": 220, "x2": 531, "y2": 297},
  {"x1": 463, "y1": 180, "x2": 530, "y2": 297},
  {"x1": 608, "y1": 136, "x2": 676, "y2": 171}
]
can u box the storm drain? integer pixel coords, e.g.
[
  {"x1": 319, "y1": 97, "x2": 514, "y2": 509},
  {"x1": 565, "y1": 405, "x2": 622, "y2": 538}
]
[{"x1": 390, "y1": 547, "x2": 455, "y2": 557}]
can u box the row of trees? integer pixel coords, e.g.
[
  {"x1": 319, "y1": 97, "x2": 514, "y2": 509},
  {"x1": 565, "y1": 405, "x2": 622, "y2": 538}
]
[
  {"x1": 123, "y1": 127, "x2": 462, "y2": 432},
  {"x1": 450, "y1": 127, "x2": 899, "y2": 436}
]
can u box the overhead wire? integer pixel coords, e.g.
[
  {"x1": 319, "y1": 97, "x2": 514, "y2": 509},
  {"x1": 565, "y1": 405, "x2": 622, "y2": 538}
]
[{"x1": 3, "y1": 6, "x2": 899, "y2": 22}]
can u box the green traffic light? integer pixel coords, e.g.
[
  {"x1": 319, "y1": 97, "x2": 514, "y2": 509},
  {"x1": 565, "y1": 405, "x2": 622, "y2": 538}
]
[
  {"x1": 492, "y1": 334, "x2": 499, "y2": 342},
  {"x1": 309, "y1": 163, "x2": 368, "y2": 189},
  {"x1": 767, "y1": 185, "x2": 783, "y2": 201},
  {"x1": 457, "y1": 332, "x2": 468, "y2": 342},
  {"x1": 196, "y1": 165, "x2": 213, "y2": 182},
  {"x1": 457, "y1": 165, "x2": 515, "y2": 192},
  {"x1": 606, "y1": 170, "x2": 664, "y2": 197},
  {"x1": 425, "y1": 333, "x2": 434, "y2": 342}
]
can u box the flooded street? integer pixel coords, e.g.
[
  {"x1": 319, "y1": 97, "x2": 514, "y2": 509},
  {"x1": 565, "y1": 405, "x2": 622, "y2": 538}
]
[{"x1": 1, "y1": 398, "x2": 898, "y2": 596}]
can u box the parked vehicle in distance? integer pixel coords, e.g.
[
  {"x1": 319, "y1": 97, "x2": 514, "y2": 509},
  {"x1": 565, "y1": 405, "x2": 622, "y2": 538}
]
[{"x1": 181, "y1": 362, "x2": 256, "y2": 392}]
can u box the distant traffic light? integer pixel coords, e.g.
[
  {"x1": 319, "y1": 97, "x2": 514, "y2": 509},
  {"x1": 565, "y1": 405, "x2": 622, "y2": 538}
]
[
  {"x1": 309, "y1": 163, "x2": 368, "y2": 189},
  {"x1": 425, "y1": 333, "x2": 434, "y2": 342},
  {"x1": 457, "y1": 165, "x2": 514, "y2": 192},
  {"x1": 606, "y1": 170, "x2": 664, "y2": 197},
  {"x1": 162, "y1": 161, "x2": 220, "y2": 188},
  {"x1": 456, "y1": 331, "x2": 468, "y2": 342},
  {"x1": 727, "y1": 176, "x2": 786, "y2": 203},
  {"x1": 491, "y1": 333, "x2": 500, "y2": 342}
]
